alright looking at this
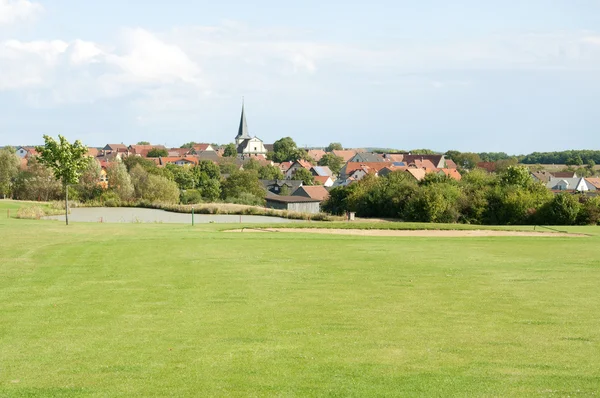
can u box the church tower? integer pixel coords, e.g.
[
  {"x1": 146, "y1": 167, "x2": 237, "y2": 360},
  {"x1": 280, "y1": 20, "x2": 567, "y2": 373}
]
[{"x1": 235, "y1": 102, "x2": 251, "y2": 146}]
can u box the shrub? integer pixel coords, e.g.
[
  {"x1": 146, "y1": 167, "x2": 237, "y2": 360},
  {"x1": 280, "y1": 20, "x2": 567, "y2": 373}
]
[
  {"x1": 537, "y1": 193, "x2": 581, "y2": 225},
  {"x1": 16, "y1": 206, "x2": 46, "y2": 219},
  {"x1": 181, "y1": 189, "x2": 203, "y2": 205}
]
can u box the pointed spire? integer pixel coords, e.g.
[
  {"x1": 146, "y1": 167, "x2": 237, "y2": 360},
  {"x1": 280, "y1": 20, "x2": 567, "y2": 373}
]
[{"x1": 236, "y1": 99, "x2": 250, "y2": 140}]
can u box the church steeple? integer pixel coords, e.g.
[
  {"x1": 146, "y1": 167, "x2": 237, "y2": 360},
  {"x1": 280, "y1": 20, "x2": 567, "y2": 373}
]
[{"x1": 235, "y1": 99, "x2": 250, "y2": 144}]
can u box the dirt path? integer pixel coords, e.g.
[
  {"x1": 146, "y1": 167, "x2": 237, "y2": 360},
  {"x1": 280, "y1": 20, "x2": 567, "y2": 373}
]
[{"x1": 226, "y1": 228, "x2": 586, "y2": 237}]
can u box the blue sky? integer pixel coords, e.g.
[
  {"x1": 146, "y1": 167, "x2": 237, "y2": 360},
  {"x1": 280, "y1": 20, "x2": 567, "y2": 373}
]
[{"x1": 1, "y1": 0, "x2": 600, "y2": 153}]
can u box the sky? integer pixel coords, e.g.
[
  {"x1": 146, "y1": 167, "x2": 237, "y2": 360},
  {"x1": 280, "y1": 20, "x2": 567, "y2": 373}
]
[{"x1": 1, "y1": 0, "x2": 600, "y2": 154}]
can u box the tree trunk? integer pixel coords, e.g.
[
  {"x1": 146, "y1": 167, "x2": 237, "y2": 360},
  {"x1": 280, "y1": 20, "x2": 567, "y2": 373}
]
[{"x1": 64, "y1": 183, "x2": 69, "y2": 226}]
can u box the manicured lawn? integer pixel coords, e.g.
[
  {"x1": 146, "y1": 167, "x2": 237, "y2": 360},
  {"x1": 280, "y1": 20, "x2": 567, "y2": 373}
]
[{"x1": 1, "y1": 200, "x2": 599, "y2": 396}]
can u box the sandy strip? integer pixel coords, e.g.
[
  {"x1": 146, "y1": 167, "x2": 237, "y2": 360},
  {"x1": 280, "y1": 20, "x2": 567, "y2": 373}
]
[{"x1": 226, "y1": 228, "x2": 586, "y2": 237}]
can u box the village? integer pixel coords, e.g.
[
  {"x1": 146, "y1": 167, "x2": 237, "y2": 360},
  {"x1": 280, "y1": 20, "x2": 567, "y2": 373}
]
[{"x1": 5, "y1": 104, "x2": 598, "y2": 217}]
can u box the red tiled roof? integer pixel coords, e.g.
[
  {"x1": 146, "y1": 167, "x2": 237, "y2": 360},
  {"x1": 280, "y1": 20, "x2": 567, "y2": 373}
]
[
  {"x1": 344, "y1": 162, "x2": 393, "y2": 176},
  {"x1": 307, "y1": 149, "x2": 326, "y2": 162},
  {"x1": 294, "y1": 185, "x2": 330, "y2": 201},
  {"x1": 586, "y1": 178, "x2": 600, "y2": 189},
  {"x1": 332, "y1": 150, "x2": 358, "y2": 163},
  {"x1": 313, "y1": 176, "x2": 332, "y2": 185},
  {"x1": 440, "y1": 168, "x2": 462, "y2": 181},
  {"x1": 159, "y1": 156, "x2": 199, "y2": 166},
  {"x1": 193, "y1": 143, "x2": 213, "y2": 152}
]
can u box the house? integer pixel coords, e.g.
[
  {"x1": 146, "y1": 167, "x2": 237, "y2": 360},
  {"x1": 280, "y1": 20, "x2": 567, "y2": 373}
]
[
  {"x1": 314, "y1": 176, "x2": 334, "y2": 187},
  {"x1": 285, "y1": 160, "x2": 313, "y2": 179},
  {"x1": 382, "y1": 153, "x2": 406, "y2": 162},
  {"x1": 586, "y1": 178, "x2": 600, "y2": 190},
  {"x1": 87, "y1": 148, "x2": 100, "y2": 158},
  {"x1": 196, "y1": 151, "x2": 221, "y2": 162},
  {"x1": 378, "y1": 164, "x2": 408, "y2": 177},
  {"x1": 405, "y1": 168, "x2": 428, "y2": 182},
  {"x1": 103, "y1": 144, "x2": 128, "y2": 153},
  {"x1": 192, "y1": 143, "x2": 215, "y2": 153},
  {"x1": 292, "y1": 185, "x2": 330, "y2": 202},
  {"x1": 265, "y1": 195, "x2": 322, "y2": 214},
  {"x1": 15, "y1": 146, "x2": 38, "y2": 158},
  {"x1": 128, "y1": 144, "x2": 167, "y2": 157},
  {"x1": 278, "y1": 161, "x2": 293, "y2": 174},
  {"x1": 546, "y1": 177, "x2": 596, "y2": 193},
  {"x1": 402, "y1": 154, "x2": 446, "y2": 169},
  {"x1": 477, "y1": 162, "x2": 497, "y2": 173},
  {"x1": 235, "y1": 103, "x2": 268, "y2": 156},
  {"x1": 332, "y1": 149, "x2": 358, "y2": 163},
  {"x1": 261, "y1": 179, "x2": 304, "y2": 195},
  {"x1": 439, "y1": 168, "x2": 462, "y2": 181},
  {"x1": 446, "y1": 159, "x2": 458, "y2": 169},
  {"x1": 168, "y1": 148, "x2": 194, "y2": 157},
  {"x1": 348, "y1": 152, "x2": 385, "y2": 163},
  {"x1": 158, "y1": 157, "x2": 199, "y2": 166},
  {"x1": 340, "y1": 162, "x2": 396, "y2": 179},
  {"x1": 311, "y1": 165, "x2": 333, "y2": 177},
  {"x1": 307, "y1": 149, "x2": 326, "y2": 162},
  {"x1": 98, "y1": 161, "x2": 109, "y2": 189}
]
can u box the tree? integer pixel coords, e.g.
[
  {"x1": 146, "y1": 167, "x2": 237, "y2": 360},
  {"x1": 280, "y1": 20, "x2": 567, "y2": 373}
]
[
  {"x1": 268, "y1": 137, "x2": 307, "y2": 163},
  {"x1": 538, "y1": 193, "x2": 581, "y2": 225},
  {"x1": 147, "y1": 148, "x2": 169, "y2": 158},
  {"x1": 180, "y1": 142, "x2": 197, "y2": 149},
  {"x1": 12, "y1": 158, "x2": 62, "y2": 201},
  {"x1": 166, "y1": 164, "x2": 195, "y2": 190},
  {"x1": 0, "y1": 146, "x2": 20, "y2": 198},
  {"x1": 36, "y1": 135, "x2": 89, "y2": 225},
  {"x1": 129, "y1": 165, "x2": 179, "y2": 203},
  {"x1": 258, "y1": 164, "x2": 284, "y2": 180},
  {"x1": 221, "y1": 170, "x2": 264, "y2": 200},
  {"x1": 106, "y1": 161, "x2": 134, "y2": 201},
  {"x1": 499, "y1": 165, "x2": 532, "y2": 188},
  {"x1": 75, "y1": 159, "x2": 103, "y2": 202},
  {"x1": 137, "y1": 141, "x2": 150, "y2": 145},
  {"x1": 566, "y1": 155, "x2": 584, "y2": 166},
  {"x1": 223, "y1": 143, "x2": 237, "y2": 157},
  {"x1": 219, "y1": 160, "x2": 239, "y2": 175},
  {"x1": 318, "y1": 153, "x2": 344, "y2": 176},
  {"x1": 326, "y1": 142, "x2": 343, "y2": 152},
  {"x1": 198, "y1": 179, "x2": 221, "y2": 202},
  {"x1": 453, "y1": 152, "x2": 481, "y2": 170},
  {"x1": 123, "y1": 156, "x2": 157, "y2": 172},
  {"x1": 293, "y1": 167, "x2": 314, "y2": 185},
  {"x1": 243, "y1": 158, "x2": 261, "y2": 171}
]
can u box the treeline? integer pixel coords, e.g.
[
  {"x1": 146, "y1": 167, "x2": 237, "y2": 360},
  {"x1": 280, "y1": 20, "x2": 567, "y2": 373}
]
[
  {"x1": 0, "y1": 147, "x2": 274, "y2": 207},
  {"x1": 520, "y1": 150, "x2": 600, "y2": 165},
  {"x1": 323, "y1": 166, "x2": 600, "y2": 225}
]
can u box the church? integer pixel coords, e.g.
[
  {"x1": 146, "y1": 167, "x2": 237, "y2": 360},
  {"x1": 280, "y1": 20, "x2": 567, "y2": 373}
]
[{"x1": 235, "y1": 103, "x2": 268, "y2": 157}]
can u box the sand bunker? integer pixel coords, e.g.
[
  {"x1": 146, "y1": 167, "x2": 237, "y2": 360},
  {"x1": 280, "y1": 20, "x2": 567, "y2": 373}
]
[{"x1": 226, "y1": 228, "x2": 586, "y2": 237}]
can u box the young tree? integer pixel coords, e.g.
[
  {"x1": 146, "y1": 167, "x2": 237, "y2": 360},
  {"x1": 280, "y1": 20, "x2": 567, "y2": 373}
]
[
  {"x1": 223, "y1": 143, "x2": 237, "y2": 157},
  {"x1": 0, "y1": 146, "x2": 20, "y2": 198},
  {"x1": 318, "y1": 153, "x2": 344, "y2": 176},
  {"x1": 36, "y1": 135, "x2": 89, "y2": 225}
]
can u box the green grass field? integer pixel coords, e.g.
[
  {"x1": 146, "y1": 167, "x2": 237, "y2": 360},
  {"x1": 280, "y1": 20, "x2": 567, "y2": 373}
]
[{"x1": 1, "y1": 201, "x2": 600, "y2": 397}]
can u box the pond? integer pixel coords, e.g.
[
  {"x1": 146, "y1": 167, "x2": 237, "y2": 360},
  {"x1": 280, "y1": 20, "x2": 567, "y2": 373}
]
[{"x1": 44, "y1": 207, "x2": 302, "y2": 224}]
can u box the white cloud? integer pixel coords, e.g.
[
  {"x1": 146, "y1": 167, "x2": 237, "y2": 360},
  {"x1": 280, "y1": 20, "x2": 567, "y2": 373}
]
[
  {"x1": 0, "y1": 0, "x2": 43, "y2": 25},
  {"x1": 1, "y1": 23, "x2": 600, "y2": 109}
]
